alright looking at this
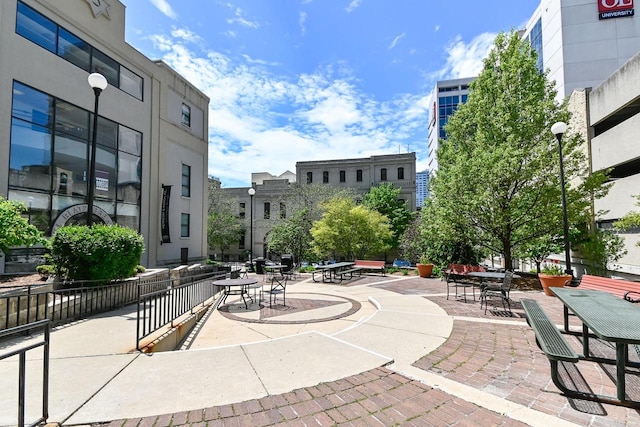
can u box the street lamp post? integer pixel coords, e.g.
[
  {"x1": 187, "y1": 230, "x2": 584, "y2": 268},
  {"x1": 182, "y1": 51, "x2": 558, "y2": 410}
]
[
  {"x1": 551, "y1": 121, "x2": 572, "y2": 276},
  {"x1": 248, "y1": 187, "x2": 256, "y2": 272},
  {"x1": 87, "y1": 73, "x2": 108, "y2": 227}
]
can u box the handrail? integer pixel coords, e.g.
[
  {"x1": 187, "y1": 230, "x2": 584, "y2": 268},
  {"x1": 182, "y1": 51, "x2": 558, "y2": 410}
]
[
  {"x1": 136, "y1": 271, "x2": 227, "y2": 350},
  {"x1": 0, "y1": 319, "x2": 51, "y2": 427}
]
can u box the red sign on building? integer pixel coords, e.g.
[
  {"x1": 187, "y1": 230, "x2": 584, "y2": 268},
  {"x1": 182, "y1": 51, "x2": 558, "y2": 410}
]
[{"x1": 599, "y1": 0, "x2": 634, "y2": 19}]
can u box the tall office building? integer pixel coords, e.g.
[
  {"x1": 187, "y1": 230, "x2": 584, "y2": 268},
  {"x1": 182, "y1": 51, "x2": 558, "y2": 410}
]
[
  {"x1": 521, "y1": 0, "x2": 640, "y2": 99},
  {"x1": 416, "y1": 170, "x2": 429, "y2": 209},
  {"x1": 426, "y1": 77, "x2": 473, "y2": 173}
]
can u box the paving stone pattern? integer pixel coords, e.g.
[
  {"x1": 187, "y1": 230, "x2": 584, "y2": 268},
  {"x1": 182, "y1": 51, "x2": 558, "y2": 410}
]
[{"x1": 99, "y1": 367, "x2": 528, "y2": 427}]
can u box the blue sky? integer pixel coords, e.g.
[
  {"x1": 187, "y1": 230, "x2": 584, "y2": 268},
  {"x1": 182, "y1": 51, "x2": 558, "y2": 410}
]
[{"x1": 120, "y1": 0, "x2": 540, "y2": 188}]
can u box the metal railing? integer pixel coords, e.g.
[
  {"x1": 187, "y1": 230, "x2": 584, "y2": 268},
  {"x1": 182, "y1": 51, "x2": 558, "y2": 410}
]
[
  {"x1": 0, "y1": 320, "x2": 51, "y2": 427},
  {"x1": 1, "y1": 278, "x2": 142, "y2": 331},
  {"x1": 136, "y1": 270, "x2": 226, "y2": 350}
]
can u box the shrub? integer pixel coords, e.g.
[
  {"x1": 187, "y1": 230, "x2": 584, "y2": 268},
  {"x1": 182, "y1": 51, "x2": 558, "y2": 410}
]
[
  {"x1": 36, "y1": 264, "x2": 55, "y2": 279},
  {"x1": 51, "y1": 225, "x2": 145, "y2": 282}
]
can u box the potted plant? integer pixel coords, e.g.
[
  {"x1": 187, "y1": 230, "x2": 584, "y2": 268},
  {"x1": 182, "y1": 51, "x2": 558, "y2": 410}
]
[
  {"x1": 416, "y1": 255, "x2": 434, "y2": 278},
  {"x1": 538, "y1": 261, "x2": 572, "y2": 296}
]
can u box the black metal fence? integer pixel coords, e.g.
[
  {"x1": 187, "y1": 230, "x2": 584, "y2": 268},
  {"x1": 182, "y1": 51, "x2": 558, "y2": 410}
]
[
  {"x1": 0, "y1": 320, "x2": 51, "y2": 427},
  {"x1": 136, "y1": 270, "x2": 227, "y2": 350},
  {"x1": 0, "y1": 266, "x2": 228, "y2": 332}
]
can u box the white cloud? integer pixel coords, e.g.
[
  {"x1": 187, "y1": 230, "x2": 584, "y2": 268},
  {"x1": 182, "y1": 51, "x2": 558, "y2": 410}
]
[
  {"x1": 388, "y1": 32, "x2": 406, "y2": 50},
  {"x1": 227, "y1": 7, "x2": 260, "y2": 29},
  {"x1": 299, "y1": 12, "x2": 307, "y2": 35},
  {"x1": 147, "y1": 27, "x2": 429, "y2": 187},
  {"x1": 439, "y1": 32, "x2": 496, "y2": 79},
  {"x1": 346, "y1": 0, "x2": 362, "y2": 13},
  {"x1": 149, "y1": 0, "x2": 177, "y2": 20}
]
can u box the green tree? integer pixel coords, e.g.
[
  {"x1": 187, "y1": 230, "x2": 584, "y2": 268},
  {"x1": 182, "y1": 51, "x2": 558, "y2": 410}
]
[
  {"x1": 0, "y1": 196, "x2": 45, "y2": 256},
  {"x1": 311, "y1": 197, "x2": 392, "y2": 260},
  {"x1": 267, "y1": 183, "x2": 358, "y2": 263},
  {"x1": 431, "y1": 30, "x2": 610, "y2": 270},
  {"x1": 207, "y1": 182, "x2": 244, "y2": 260},
  {"x1": 363, "y1": 183, "x2": 413, "y2": 250},
  {"x1": 615, "y1": 195, "x2": 640, "y2": 243}
]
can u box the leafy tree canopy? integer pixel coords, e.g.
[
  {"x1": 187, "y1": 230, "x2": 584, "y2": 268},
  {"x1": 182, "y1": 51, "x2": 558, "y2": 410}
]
[
  {"x1": 207, "y1": 182, "x2": 244, "y2": 258},
  {"x1": 363, "y1": 183, "x2": 414, "y2": 249},
  {"x1": 311, "y1": 197, "x2": 392, "y2": 260},
  {"x1": 0, "y1": 196, "x2": 46, "y2": 256},
  {"x1": 429, "y1": 30, "x2": 610, "y2": 269}
]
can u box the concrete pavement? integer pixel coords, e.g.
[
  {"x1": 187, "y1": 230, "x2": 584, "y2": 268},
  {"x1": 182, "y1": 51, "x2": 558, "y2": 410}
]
[{"x1": 1, "y1": 273, "x2": 626, "y2": 426}]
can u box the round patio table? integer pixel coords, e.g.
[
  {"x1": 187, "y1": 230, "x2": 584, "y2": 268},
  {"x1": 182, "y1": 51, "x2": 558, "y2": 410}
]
[{"x1": 212, "y1": 278, "x2": 258, "y2": 309}]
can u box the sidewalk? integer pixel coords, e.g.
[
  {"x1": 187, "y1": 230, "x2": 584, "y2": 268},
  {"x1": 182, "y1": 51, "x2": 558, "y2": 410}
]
[{"x1": 1, "y1": 274, "x2": 637, "y2": 426}]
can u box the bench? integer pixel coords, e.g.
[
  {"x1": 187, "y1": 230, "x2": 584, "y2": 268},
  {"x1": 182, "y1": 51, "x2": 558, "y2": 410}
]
[
  {"x1": 353, "y1": 260, "x2": 385, "y2": 276},
  {"x1": 444, "y1": 264, "x2": 485, "y2": 301},
  {"x1": 572, "y1": 274, "x2": 640, "y2": 298},
  {"x1": 338, "y1": 267, "x2": 364, "y2": 280},
  {"x1": 521, "y1": 299, "x2": 587, "y2": 400}
]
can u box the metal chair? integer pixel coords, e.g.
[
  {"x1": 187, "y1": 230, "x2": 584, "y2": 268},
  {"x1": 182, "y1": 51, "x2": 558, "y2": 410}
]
[
  {"x1": 263, "y1": 275, "x2": 288, "y2": 308},
  {"x1": 480, "y1": 270, "x2": 514, "y2": 315}
]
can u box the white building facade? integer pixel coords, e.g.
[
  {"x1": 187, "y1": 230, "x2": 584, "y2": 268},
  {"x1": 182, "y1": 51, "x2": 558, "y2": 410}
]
[
  {"x1": 416, "y1": 170, "x2": 429, "y2": 209},
  {"x1": 0, "y1": 0, "x2": 210, "y2": 272},
  {"x1": 521, "y1": 0, "x2": 640, "y2": 99}
]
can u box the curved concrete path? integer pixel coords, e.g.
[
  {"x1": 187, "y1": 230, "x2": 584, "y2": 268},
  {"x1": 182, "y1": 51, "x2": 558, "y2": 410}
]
[{"x1": 0, "y1": 275, "x2": 579, "y2": 426}]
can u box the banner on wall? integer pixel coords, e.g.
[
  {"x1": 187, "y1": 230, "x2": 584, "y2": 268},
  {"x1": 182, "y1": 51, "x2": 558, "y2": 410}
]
[
  {"x1": 161, "y1": 185, "x2": 171, "y2": 244},
  {"x1": 599, "y1": 0, "x2": 634, "y2": 19}
]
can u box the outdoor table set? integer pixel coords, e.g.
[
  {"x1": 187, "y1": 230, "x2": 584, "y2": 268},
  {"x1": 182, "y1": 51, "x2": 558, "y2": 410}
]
[
  {"x1": 311, "y1": 262, "x2": 355, "y2": 284},
  {"x1": 212, "y1": 278, "x2": 259, "y2": 309}
]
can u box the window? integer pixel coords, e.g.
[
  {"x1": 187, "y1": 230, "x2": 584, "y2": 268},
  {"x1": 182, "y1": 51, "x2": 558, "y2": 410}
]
[
  {"x1": 323, "y1": 171, "x2": 329, "y2": 184},
  {"x1": 339, "y1": 170, "x2": 346, "y2": 182},
  {"x1": 381, "y1": 168, "x2": 387, "y2": 181},
  {"x1": 16, "y1": 2, "x2": 56, "y2": 53},
  {"x1": 181, "y1": 213, "x2": 190, "y2": 237},
  {"x1": 15, "y1": 2, "x2": 144, "y2": 100},
  {"x1": 356, "y1": 169, "x2": 363, "y2": 182},
  {"x1": 264, "y1": 202, "x2": 270, "y2": 219},
  {"x1": 280, "y1": 202, "x2": 286, "y2": 219},
  {"x1": 181, "y1": 164, "x2": 191, "y2": 197},
  {"x1": 397, "y1": 167, "x2": 404, "y2": 180},
  {"x1": 58, "y1": 28, "x2": 91, "y2": 71},
  {"x1": 239, "y1": 202, "x2": 246, "y2": 219},
  {"x1": 181, "y1": 103, "x2": 191, "y2": 127},
  {"x1": 10, "y1": 81, "x2": 143, "y2": 233},
  {"x1": 91, "y1": 49, "x2": 119, "y2": 88},
  {"x1": 239, "y1": 232, "x2": 245, "y2": 249},
  {"x1": 306, "y1": 171, "x2": 313, "y2": 184}
]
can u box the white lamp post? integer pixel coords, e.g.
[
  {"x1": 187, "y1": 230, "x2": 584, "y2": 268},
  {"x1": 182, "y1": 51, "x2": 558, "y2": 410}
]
[
  {"x1": 248, "y1": 187, "x2": 256, "y2": 271},
  {"x1": 87, "y1": 73, "x2": 108, "y2": 227},
  {"x1": 551, "y1": 121, "x2": 572, "y2": 276}
]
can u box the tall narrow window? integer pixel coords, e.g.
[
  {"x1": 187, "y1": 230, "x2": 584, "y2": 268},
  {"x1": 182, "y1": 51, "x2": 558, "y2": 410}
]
[
  {"x1": 356, "y1": 169, "x2": 363, "y2": 182},
  {"x1": 181, "y1": 164, "x2": 191, "y2": 197},
  {"x1": 339, "y1": 170, "x2": 346, "y2": 182},
  {"x1": 181, "y1": 213, "x2": 190, "y2": 237},
  {"x1": 306, "y1": 171, "x2": 313, "y2": 184},
  {"x1": 397, "y1": 167, "x2": 404, "y2": 180},
  {"x1": 280, "y1": 202, "x2": 286, "y2": 219},
  {"x1": 181, "y1": 103, "x2": 191, "y2": 127},
  {"x1": 381, "y1": 168, "x2": 387, "y2": 181},
  {"x1": 323, "y1": 171, "x2": 329, "y2": 183},
  {"x1": 264, "y1": 202, "x2": 270, "y2": 219},
  {"x1": 239, "y1": 202, "x2": 246, "y2": 219},
  {"x1": 239, "y1": 232, "x2": 245, "y2": 249}
]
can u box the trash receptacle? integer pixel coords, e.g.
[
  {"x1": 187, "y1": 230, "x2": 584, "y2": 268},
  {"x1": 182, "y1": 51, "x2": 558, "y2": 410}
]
[
  {"x1": 255, "y1": 258, "x2": 266, "y2": 275},
  {"x1": 281, "y1": 254, "x2": 293, "y2": 273}
]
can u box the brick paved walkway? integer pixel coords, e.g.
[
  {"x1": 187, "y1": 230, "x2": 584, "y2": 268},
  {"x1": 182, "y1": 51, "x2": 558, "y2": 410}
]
[
  {"x1": 97, "y1": 275, "x2": 640, "y2": 427},
  {"x1": 100, "y1": 367, "x2": 528, "y2": 427}
]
